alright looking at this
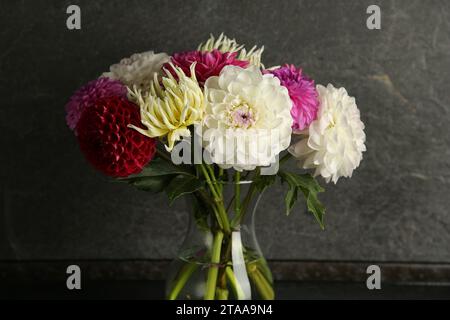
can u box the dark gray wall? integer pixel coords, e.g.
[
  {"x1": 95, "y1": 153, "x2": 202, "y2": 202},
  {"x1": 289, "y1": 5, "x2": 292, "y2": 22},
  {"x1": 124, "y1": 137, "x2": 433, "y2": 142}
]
[{"x1": 1, "y1": 0, "x2": 449, "y2": 262}]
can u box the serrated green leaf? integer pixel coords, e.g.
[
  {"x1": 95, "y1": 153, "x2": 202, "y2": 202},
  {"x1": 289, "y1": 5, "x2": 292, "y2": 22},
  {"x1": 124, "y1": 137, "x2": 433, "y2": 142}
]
[
  {"x1": 299, "y1": 186, "x2": 325, "y2": 229},
  {"x1": 278, "y1": 170, "x2": 326, "y2": 229},
  {"x1": 291, "y1": 173, "x2": 324, "y2": 193},
  {"x1": 284, "y1": 183, "x2": 298, "y2": 215},
  {"x1": 278, "y1": 171, "x2": 323, "y2": 193},
  {"x1": 166, "y1": 175, "x2": 204, "y2": 205}
]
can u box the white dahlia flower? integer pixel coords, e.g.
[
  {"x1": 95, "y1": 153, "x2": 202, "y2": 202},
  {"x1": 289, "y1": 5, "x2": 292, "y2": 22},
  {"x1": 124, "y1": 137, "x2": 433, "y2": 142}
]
[
  {"x1": 102, "y1": 51, "x2": 170, "y2": 91},
  {"x1": 202, "y1": 65, "x2": 293, "y2": 171},
  {"x1": 289, "y1": 84, "x2": 366, "y2": 183}
]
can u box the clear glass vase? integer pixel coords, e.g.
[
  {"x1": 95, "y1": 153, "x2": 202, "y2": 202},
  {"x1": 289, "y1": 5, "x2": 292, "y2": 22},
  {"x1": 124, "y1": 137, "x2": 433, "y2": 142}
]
[{"x1": 165, "y1": 180, "x2": 274, "y2": 300}]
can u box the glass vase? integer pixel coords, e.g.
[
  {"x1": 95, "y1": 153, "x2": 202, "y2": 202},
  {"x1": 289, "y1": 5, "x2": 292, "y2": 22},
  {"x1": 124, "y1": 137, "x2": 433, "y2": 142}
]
[{"x1": 165, "y1": 180, "x2": 274, "y2": 300}]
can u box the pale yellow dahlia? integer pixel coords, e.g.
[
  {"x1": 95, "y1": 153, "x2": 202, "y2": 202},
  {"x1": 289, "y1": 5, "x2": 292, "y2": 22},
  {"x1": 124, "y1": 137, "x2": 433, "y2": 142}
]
[
  {"x1": 128, "y1": 63, "x2": 205, "y2": 151},
  {"x1": 198, "y1": 33, "x2": 265, "y2": 68}
]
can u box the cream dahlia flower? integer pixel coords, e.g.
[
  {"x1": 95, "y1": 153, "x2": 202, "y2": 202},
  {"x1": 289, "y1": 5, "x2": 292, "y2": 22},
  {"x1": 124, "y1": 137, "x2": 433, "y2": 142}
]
[
  {"x1": 202, "y1": 65, "x2": 293, "y2": 171},
  {"x1": 128, "y1": 63, "x2": 205, "y2": 151},
  {"x1": 289, "y1": 84, "x2": 366, "y2": 183},
  {"x1": 198, "y1": 33, "x2": 264, "y2": 68},
  {"x1": 103, "y1": 51, "x2": 170, "y2": 91}
]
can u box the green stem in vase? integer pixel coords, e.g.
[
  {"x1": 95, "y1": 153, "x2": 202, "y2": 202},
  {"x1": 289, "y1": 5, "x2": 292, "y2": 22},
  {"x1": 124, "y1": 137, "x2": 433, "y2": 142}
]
[
  {"x1": 198, "y1": 164, "x2": 230, "y2": 234},
  {"x1": 225, "y1": 266, "x2": 246, "y2": 300},
  {"x1": 216, "y1": 287, "x2": 229, "y2": 300},
  {"x1": 225, "y1": 194, "x2": 236, "y2": 214},
  {"x1": 204, "y1": 230, "x2": 224, "y2": 300},
  {"x1": 247, "y1": 262, "x2": 274, "y2": 300},
  {"x1": 255, "y1": 258, "x2": 273, "y2": 284},
  {"x1": 216, "y1": 167, "x2": 224, "y2": 193},
  {"x1": 195, "y1": 178, "x2": 224, "y2": 230},
  {"x1": 231, "y1": 169, "x2": 259, "y2": 228},
  {"x1": 198, "y1": 164, "x2": 218, "y2": 198},
  {"x1": 206, "y1": 164, "x2": 218, "y2": 186},
  {"x1": 234, "y1": 171, "x2": 241, "y2": 217},
  {"x1": 215, "y1": 202, "x2": 231, "y2": 235},
  {"x1": 167, "y1": 262, "x2": 198, "y2": 300},
  {"x1": 211, "y1": 205, "x2": 225, "y2": 230},
  {"x1": 218, "y1": 167, "x2": 224, "y2": 181},
  {"x1": 243, "y1": 248, "x2": 273, "y2": 284}
]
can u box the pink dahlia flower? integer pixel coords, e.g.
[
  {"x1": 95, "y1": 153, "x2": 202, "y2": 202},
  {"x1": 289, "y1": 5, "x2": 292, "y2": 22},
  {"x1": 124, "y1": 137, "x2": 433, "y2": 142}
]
[
  {"x1": 266, "y1": 65, "x2": 319, "y2": 131},
  {"x1": 65, "y1": 77, "x2": 127, "y2": 133},
  {"x1": 167, "y1": 49, "x2": 248, "y2": 86}
]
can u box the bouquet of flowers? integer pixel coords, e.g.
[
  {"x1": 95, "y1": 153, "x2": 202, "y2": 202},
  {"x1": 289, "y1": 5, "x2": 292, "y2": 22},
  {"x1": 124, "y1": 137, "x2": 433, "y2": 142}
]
[{"x1": 66, "y1": 34, "x2": 366, "y2": 300}]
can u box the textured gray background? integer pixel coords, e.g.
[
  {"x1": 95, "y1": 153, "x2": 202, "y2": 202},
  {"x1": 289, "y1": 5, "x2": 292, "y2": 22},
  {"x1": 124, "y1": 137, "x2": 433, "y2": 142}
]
[{"x1": 0, "y1": 0, "x2": 449, "y2": 263}]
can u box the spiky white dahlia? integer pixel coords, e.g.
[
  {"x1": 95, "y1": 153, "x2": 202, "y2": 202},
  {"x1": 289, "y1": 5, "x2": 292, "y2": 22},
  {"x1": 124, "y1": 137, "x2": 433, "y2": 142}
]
[
  {"x1": 202, "y1": 65, "x2": 293, "y2": 171},
  {"x1": 289, "y1": 84, "x2": 366, "y2": 183},
  {"x1": 103, "y1": 51, "x2": 170, "y2": 91},
  {"x1": 128, "y1": 63, "x2": 205, "y2": 151}
]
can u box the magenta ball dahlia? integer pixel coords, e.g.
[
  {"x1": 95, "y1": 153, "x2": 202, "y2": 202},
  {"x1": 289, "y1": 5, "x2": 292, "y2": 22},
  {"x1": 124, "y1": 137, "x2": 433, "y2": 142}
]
[
  {"x1": 167, "y1": 49, "x2": 249, "y2": 86},
  {"x1": 65, "y1": 77, "x2": 127, "y2": 133},
  {"x1": 266, "y1": 65, "x2": 319, "y2": 131}
]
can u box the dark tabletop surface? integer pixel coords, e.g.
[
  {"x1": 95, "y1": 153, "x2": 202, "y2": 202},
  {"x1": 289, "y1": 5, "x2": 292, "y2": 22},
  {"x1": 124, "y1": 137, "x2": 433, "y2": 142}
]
[{"x1": 1, "y1": 281, "x2": 450, "y2": 300}]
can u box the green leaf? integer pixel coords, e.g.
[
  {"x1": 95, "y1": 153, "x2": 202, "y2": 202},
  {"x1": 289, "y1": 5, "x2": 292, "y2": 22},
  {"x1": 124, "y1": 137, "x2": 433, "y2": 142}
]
[
  {"x1": 192, "y1": 194, "x2": 211, "y2": 232},
  {"x1": 165, "y1": 175, "x2": 204, "y2": 205},
  {"x1": 284, "y1": 183, "x2": 298, "y2": 215},
  {"x1": 299, "y1": 186, "x2": 325, "y2": 229},
  {"x1": 253, "y1": 174, "x2": 277, "y2": 192},
  {"x1": 278, "y1": 171, "x2": 326, "y2": 229},
  {"x1": 279, "y1": 171, "x2": 324, "y2": 193},
  {"x1": 117, "y1": 158, "x2": 194, "y2": 193},
  {"x1": 130, "y1": 175, "x2": 173, "y2": 193},
  {"x1": 120, "y1": 158, "x2": 194, "y2": 180}
]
